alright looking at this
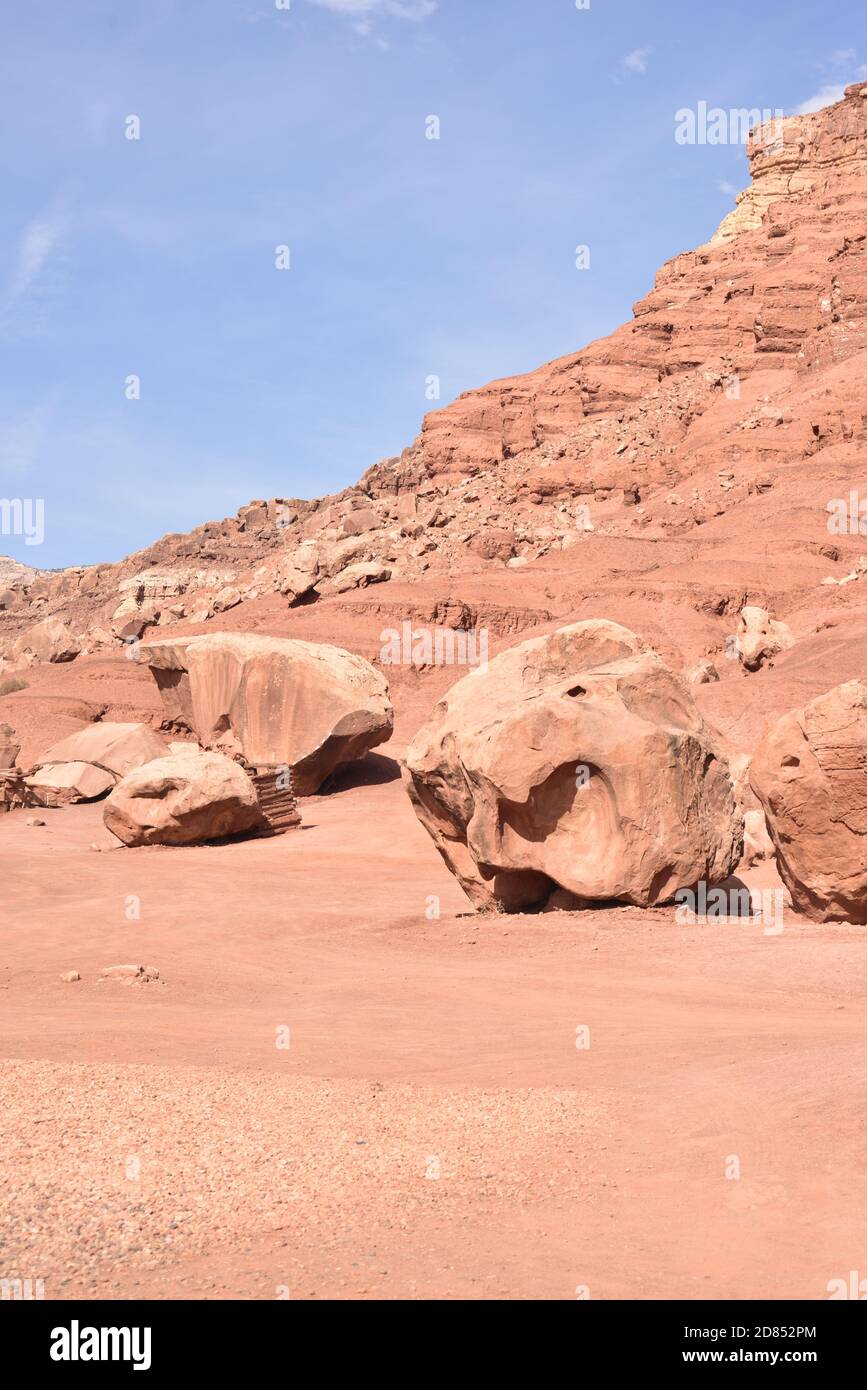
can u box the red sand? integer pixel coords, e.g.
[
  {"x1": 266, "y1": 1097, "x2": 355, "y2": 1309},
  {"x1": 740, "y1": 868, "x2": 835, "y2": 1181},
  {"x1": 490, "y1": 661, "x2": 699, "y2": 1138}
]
[{"x1": 2, "y1": 769, "x2": 866, "y2": 1300}]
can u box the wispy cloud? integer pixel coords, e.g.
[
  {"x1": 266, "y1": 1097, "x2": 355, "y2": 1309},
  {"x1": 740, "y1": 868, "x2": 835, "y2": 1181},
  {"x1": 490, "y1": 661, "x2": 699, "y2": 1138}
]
[
  {"x1": 794, "y1": 83, "x2": 847, "y2": 114},
  {"x1": 9, "y1": 212, "x2": 62, "y2": 300},
  {"x1": 718, "y1": 180, "x2": 738, "y2": 197},
  {"x1": 620, "y1": 47, "x2": 652, "y2": 76},
  {"x1": 1, "y1": 199, "x2": 68, "y2": 339},
  {"x1": 794, "y1": 51, "x2": 867, "y2": 114},
  {"x1": 307, "y1": 0, "x2": 437, "y2": 27}
]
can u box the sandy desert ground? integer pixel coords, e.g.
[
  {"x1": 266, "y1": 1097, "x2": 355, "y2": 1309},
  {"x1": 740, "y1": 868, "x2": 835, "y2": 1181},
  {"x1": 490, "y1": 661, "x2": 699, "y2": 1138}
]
[{"x1": 2, "y1": 751, "x2": 866, "y2": 1301}]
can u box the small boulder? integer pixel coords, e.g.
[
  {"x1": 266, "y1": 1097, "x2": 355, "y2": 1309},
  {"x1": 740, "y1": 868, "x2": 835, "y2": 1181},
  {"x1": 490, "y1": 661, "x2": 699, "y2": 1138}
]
[
  {"x1": 736, "y1": 606, "x2": 794, "y2": 671},
  {"x1": 742, "y1": 808, "x2": 775, "y2": 867},
  {"x1": 32, "y1": 722, "x2": 167, "y2": 779},
  {"x1": 213, "y1": 586, "x2": 241, "y2": 613},
  {"x1": 104, "y1": 749, "x2": 267, "y2": 846},
  {"x1": 27, "y1": 762, "x2": 115, "y2": 806},
  {"x1": 340, "y1": 508, "x2": 379, "y2": 537},
  {"x1": 324, "y1": 561, "x2": 391, "y2": 595},
  {"x1": 100, "y1": 963, "x2": 159, "y2": 981},
  {"x1": 469, "y1": 529, "x2": 516, "y2": 562},
  {"x1": 686, "y1": 659, "x2": 719, "y2": 685}
]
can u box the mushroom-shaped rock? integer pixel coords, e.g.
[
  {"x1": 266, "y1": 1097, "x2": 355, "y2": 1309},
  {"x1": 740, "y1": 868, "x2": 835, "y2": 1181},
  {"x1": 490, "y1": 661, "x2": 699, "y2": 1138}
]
[
  {"x1": 138, "y1": 632, "x2": 393, "y2": 795},
  {"x1": 403, "y1": 620, "x2": 742, "y2": 912},
  {"x1": 749, "y1": 680, "x2": 867, "y2": 921},
  {"x1": 104, "y1": 749, "x2": 267, "y2": 847}
]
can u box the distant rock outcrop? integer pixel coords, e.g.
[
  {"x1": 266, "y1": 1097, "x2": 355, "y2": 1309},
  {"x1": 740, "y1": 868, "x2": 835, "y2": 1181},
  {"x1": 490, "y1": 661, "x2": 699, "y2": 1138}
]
[{"x1": 3, "y1": 84, "x2": 867, "y2": 671}]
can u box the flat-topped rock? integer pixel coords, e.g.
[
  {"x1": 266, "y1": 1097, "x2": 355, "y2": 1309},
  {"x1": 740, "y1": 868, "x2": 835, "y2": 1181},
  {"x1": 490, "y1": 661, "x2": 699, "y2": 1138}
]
[{"x1": 139, "y1": 632, "x2": 393, "y2": 795}]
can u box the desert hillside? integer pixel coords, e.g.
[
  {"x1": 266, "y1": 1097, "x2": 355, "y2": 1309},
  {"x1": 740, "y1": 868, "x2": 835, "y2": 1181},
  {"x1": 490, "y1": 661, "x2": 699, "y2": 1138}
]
[{"x1": 3, "y1": 85, "x2": 867, "y2": 769}]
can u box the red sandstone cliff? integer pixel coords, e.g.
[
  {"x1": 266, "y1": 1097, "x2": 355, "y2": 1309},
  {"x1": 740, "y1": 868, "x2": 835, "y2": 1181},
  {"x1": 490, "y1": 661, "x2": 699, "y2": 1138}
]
[{"x1": 3, "y1": 83, "x2": 867, "y2": 766}]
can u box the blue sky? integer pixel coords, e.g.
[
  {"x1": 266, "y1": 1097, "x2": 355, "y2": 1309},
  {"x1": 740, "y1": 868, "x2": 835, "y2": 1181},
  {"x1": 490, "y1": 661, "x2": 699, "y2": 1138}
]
[{"x1": 1, "y1": 0, "x2": 864, "y2": 567}]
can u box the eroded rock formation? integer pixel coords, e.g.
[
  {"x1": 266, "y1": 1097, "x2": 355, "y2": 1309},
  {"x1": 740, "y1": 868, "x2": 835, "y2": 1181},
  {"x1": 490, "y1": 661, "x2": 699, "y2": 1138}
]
[
  {"x1": 750, "y1": 680, "x2": 867, "y2": 921},
  {"x1": 0, "y1": 722, "x2": 29, "y2": 813},
  {"x1": 404, "y1": 620, "x2": 742, "y2": 911},
  {"x1": 104, "y1": 748, "x2": 268, "y2": 847},
  {"x1": 736, "y1": 606, "x2": 794, "y2": 672},
  {"x1": 139, "y1": 633, "x2": 393, "y2": 795},
  {"x1": 25, "y1": 722, "x2": 168, "y2": 806}
]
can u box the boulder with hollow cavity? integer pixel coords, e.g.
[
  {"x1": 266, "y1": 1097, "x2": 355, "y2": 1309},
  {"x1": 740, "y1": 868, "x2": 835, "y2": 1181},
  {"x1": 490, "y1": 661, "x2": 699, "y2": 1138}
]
[{"x1": 404, "y1": 619, "x2": 742, "y2": 912}]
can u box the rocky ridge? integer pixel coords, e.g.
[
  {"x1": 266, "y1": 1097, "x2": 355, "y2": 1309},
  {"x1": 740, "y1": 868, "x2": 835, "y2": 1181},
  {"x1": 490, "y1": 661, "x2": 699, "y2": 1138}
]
[{"x1": 3, "y1": 85, "x2": 867, "y2": 777}]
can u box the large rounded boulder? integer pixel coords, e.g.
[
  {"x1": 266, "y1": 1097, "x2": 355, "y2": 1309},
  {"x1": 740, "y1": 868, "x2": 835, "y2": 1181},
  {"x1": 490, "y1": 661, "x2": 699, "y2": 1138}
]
[
  {"x1": 138, "y1": 633, "x2": 393, "y2": 795},
  {"x1": 403, "y1": 620, "x2": 742, "y2": 912},
  {"x1": 750, "y1": 680, "x2": 867, "y2": 922},
  {"x1": 104, "y1": 749, "x2": 267, "y2": 847}
]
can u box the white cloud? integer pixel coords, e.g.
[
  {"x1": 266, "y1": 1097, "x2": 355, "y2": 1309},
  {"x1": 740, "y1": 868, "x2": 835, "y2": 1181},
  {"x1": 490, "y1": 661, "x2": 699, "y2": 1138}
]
[
  {"x1": 621, "y1": 47, "x2": 652, "y2": 75},
  {"x1": 794, "y1": 83, "x2": 846, "y2": 115},
  {"x1": 307, "y1": 0, "x2": 437, "y2": 20},
  {"x1": 793, "y1": 50, "x2": 867, "y2": 114},
  {"x1": 718, "y1": 180, "x2": 738, "y2": 196},
  {"x1": 9, "y1": 214, "x2": 62, "y2": 300},
  {"x1": 1, "y1": 201, "x2": 67, "y2": 337}
]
